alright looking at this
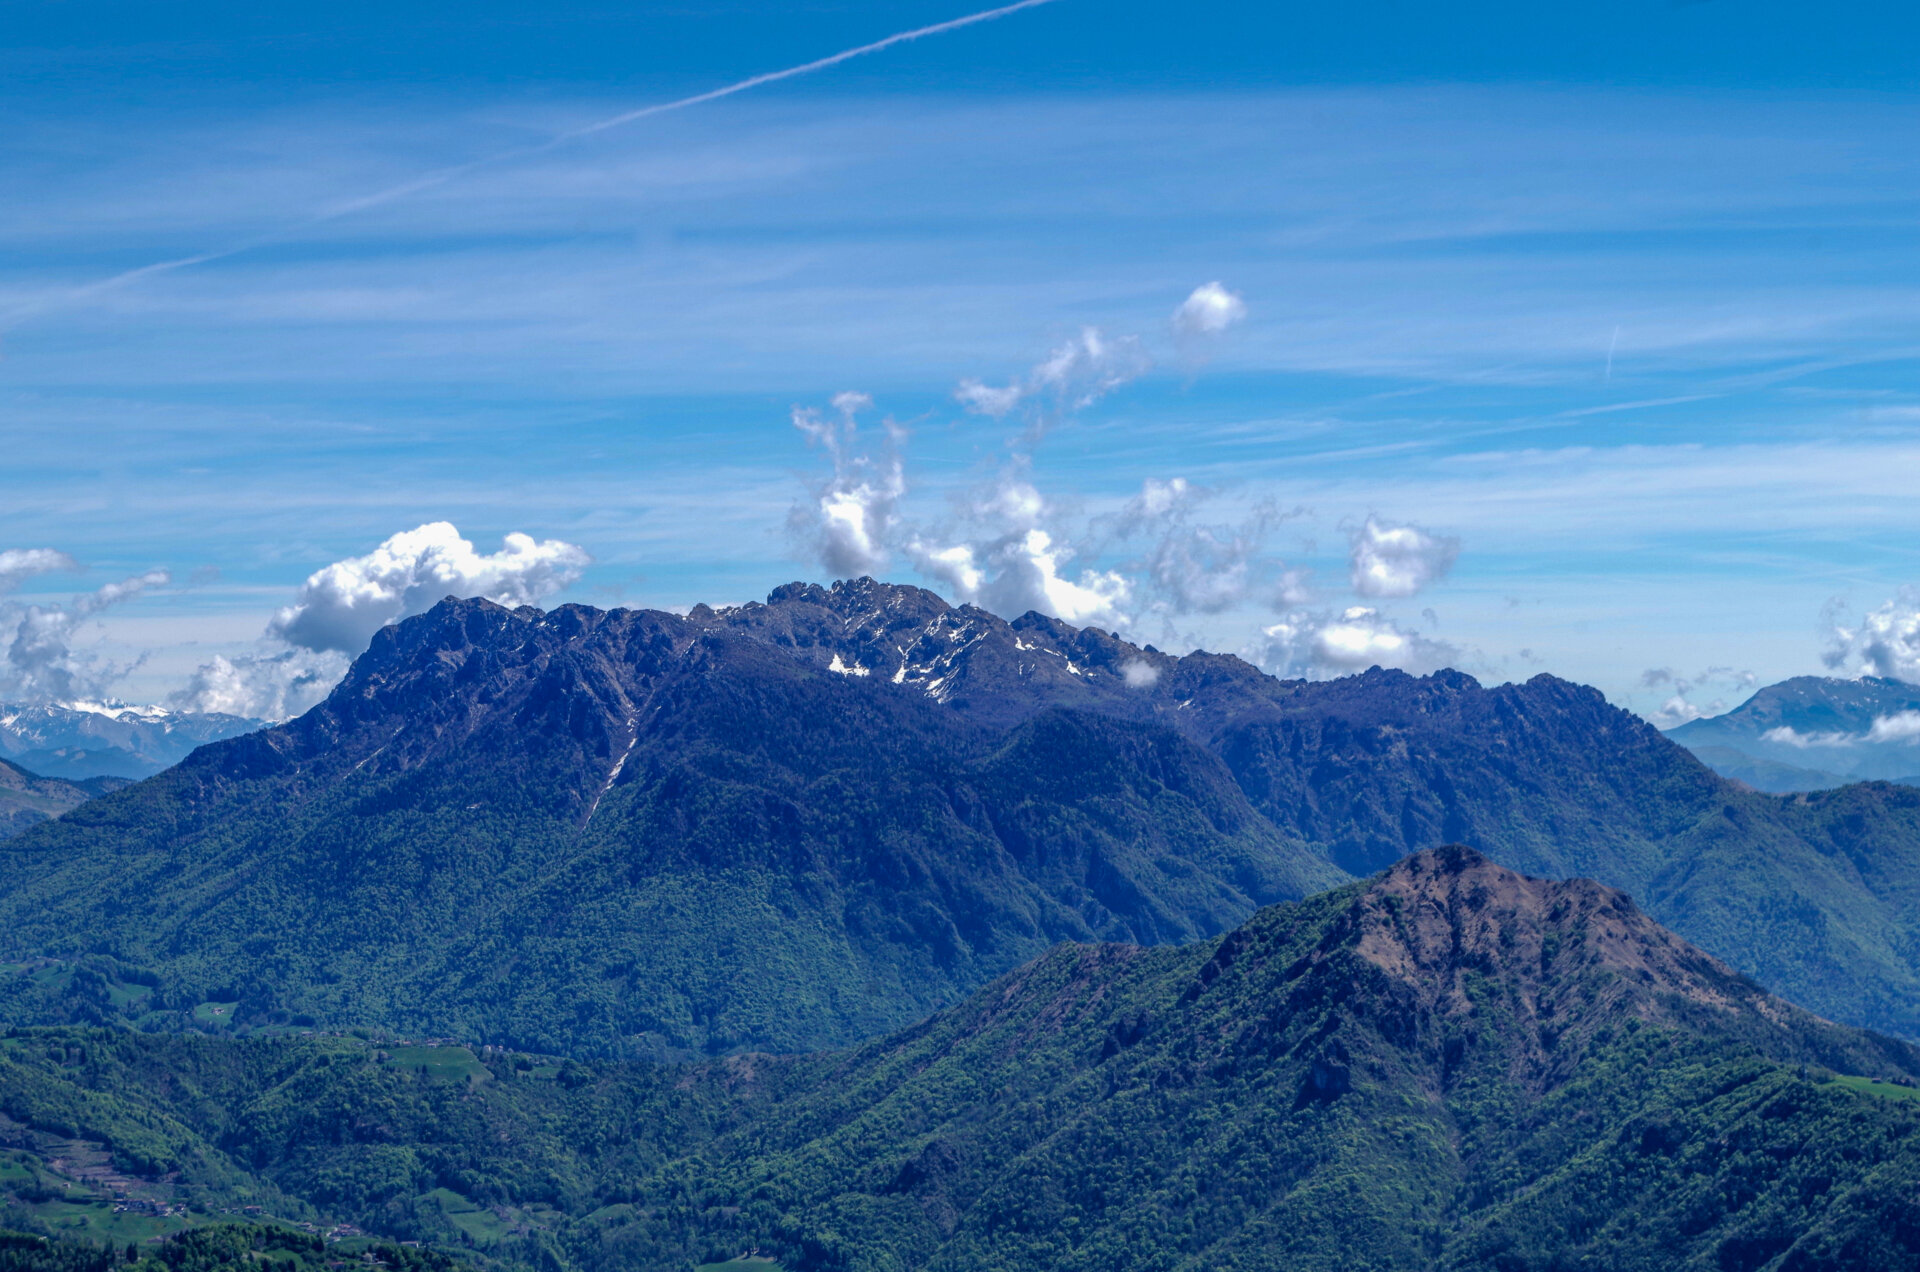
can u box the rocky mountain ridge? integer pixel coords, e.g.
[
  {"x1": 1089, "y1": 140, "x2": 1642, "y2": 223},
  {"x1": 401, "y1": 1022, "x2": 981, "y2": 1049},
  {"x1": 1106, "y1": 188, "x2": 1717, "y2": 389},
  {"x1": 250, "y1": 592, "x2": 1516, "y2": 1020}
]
[{"x1": 5, "y1": 579, "x2": 1920, "y2": 1052}]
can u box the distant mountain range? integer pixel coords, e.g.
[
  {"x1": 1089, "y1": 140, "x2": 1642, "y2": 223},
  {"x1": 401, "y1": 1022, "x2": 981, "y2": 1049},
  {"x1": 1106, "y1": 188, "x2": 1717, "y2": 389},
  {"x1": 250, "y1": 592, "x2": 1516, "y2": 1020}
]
[
  {"x1": 3, "y1": 849, "x2": 1916, "y2": 1272},
  {"x1": 0, "y1": 701, "x2": 264, "y2": 780},
  {"x1": 0, "y1": 757, "x2": 127, "y2": 840},
  {"x1": 6, "y1": 579, "x2": 1920, "y2": 1054},
  {"x1": 1668, "y1": 675, "x2": 1920, "y2": 792}
]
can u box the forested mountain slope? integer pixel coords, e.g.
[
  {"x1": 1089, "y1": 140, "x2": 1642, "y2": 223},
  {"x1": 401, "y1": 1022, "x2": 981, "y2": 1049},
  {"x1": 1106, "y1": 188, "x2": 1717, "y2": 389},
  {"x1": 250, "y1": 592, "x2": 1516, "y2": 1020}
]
[
  {"x1": 2, "y1": 851, "x2": 1917, "y2": 1272},
  {"x1": 5, "y1": 579, "x2": 1920, "y2": 1049},
  {"x1": 0, "y1": 596, "x2": 1339, "y2": 1058}
]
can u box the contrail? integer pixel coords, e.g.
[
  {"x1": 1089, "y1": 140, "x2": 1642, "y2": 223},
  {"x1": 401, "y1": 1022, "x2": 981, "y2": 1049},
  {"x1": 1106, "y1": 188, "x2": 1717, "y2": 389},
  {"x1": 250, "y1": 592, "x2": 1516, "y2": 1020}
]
[{"x1": 9, "y1": 0, "x2": 1060, "y2": 325}]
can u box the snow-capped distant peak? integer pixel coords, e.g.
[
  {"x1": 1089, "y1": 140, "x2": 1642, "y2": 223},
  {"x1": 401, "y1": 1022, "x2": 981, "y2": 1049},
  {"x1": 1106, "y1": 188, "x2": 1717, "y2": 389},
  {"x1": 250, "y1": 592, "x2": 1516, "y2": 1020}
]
[{"x1": 60, "y1": 699, "x2": 174, "y2": 721}]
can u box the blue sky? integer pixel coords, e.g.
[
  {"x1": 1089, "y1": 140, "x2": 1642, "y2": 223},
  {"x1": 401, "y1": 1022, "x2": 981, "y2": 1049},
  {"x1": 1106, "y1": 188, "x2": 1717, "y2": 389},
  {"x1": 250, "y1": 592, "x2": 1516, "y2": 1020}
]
[{"x1": 4, "y1": 0, "x2": 1920, "y2": 719}]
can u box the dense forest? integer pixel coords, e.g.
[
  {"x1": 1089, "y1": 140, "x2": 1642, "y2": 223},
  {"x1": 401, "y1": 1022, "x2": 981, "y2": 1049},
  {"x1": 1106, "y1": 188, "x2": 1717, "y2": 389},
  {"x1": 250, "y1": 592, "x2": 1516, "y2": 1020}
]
[{"x1": 3, "y1": 849, "x2": 1918, "y2": 1272}]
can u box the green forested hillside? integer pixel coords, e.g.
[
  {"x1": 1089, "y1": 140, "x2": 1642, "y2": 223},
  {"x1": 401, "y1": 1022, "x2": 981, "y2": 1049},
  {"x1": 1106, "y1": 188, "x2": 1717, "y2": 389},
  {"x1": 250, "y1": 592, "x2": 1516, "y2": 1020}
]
[
  {"x1": 1, "y1": 850, "x2": 1917, "y2": 1272},
  {"x1": 0, "y1": 1225, "x2": 470, "y2": 1272},
  {"x1": 5, "y1": 582, "x2": 1920, "y2": 1053}
]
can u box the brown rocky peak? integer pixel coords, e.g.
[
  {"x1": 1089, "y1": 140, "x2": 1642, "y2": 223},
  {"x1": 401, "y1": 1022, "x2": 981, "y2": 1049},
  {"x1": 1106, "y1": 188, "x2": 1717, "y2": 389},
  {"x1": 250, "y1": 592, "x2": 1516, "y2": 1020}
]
[{"x1": 1354, "y1": 845, "x2": 1774, "y2": 1035}]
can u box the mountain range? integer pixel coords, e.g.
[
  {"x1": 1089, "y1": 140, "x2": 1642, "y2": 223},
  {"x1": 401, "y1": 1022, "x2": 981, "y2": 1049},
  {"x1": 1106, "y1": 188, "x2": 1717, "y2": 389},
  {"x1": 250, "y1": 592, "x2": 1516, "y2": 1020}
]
[
  {"x1": 2, "y1": 849, "x2": 1917, "y2": 1272},
  {"x1": 0, "y1": 703, "x2": 263, "y2": 781},
  {"x1": 1669, "y1": 675, "x2": 1920, "y2": 792},
  {"x1": 0, "y1": 759, "x2": 126, "y2": 841},
  {"x1": 4, "y1": 579, "x2": 1920, "y2": 1054}
]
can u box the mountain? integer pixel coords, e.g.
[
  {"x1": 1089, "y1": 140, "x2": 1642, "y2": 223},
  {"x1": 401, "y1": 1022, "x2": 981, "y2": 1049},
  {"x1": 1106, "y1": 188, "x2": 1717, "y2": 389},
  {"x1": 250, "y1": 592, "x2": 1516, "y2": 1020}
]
[
  {"x1": 0, "y1": 703, "x2": 265, "y2": 781},
  {"x1": 1669, "y1": 675, "x2": 1920, "y2": 791},
  {"x1": 0, "y1": 592, "x2": 1342, "y2": 1058},
  {"x1": 2, "y1": 850, "x2": 1917, "y2": 1272},
  {"x1": 0, "y1": 759, "x2": 126, "y2": 841},
  {"x1": 6, "y1": 579, "x2": 1920, "y2": 1051}
]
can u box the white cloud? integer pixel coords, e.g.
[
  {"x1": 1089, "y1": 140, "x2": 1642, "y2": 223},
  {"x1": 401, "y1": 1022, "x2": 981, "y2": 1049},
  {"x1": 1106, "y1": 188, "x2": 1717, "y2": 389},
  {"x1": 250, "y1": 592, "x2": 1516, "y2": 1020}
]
[
  {"x1": 1121, "y1": 658, "x2": 1161, "y2": 689},
  {"x1": 953, "y1": 378, "x2": 1024, "y2": 419},
  {"x1": 170, "y1": 648, "x2": 349, "y2": 721},
  {"x1": 0, "y1": 549, "x2": 77, "y2": 596},
  {"x1": 790, "y1": 393, "x2": 906, "y2": 579},
  {"x1": 1825, "y1": 587, "x2": 1920, "y2": 683},
  {"x1": 1759, "y1": 725, "x2": 1836, "y2": 748},
  {"x1": 1641, "y1": 664, "x2": 1757, "y2": 729},
  {"x1": 909, "y1": 525, "x2": 1131, "y2": 628},
  {"x1": 1349, "y1": 516, "x2": 1461, "y2": 599},
  {"x1": 1, "y1": 567, "x2": 172, "y2": 703},
  {"x1": 1868, "y1": 710, "x2": 1920, "y2": 743},
  {"x1": 1248, "y1": 606, "x2": 1461, "y2": 679},
  {"x1": 1866, "y1": 710, "x2": 1920, "y2": 741},
  {"x1": 1113, "y1": 477, "x2": 1288, "y2": 616},
  {"x1": 1172, "y1": 281, "x2": 1247, "y2": 337},
  {"x1": 952, "y1": 326, "x2": 1149, "y2": 425},
  {"x1": 1745, "y1": 712, "x2": 1920, "y2": 750},
  {"x1": 1032, "y1": 327, "x2": 1148, "y2": 409},
  {"x1": 267, "y1": 521, "x2": 590, "y2": 654}
]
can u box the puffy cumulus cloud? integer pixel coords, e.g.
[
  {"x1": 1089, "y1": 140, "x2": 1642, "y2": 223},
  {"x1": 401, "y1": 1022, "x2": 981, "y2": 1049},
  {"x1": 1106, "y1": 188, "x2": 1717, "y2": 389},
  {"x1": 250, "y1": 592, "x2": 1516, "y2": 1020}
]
[
  {"x1": 1825, "y1": 587, "x2": 1920, "y2": 682},
  {"x1": 1640, "y1": 665, "x2": 1758, "y2": 729},
  {"x1": 954, "y1": 327, "x2": 1149, "y2": 426},
  {"x1": 1349, "y1": 516, "x2": 1460, "y2": 599},
  {"x1": 170, "y1": 648, "x2": 349, "y2": 721},
  {"x1": 1121, "y1": 658, "x2": 1161, "y2": 689},
  {"x1": 789, "y1": 393, "x2": 906, "y2": 579},
  {"x1": 1172, "y1": 281, "x2": 1247, "y2": 338},
  {"x1": 904, "y1": 465, "x2": 1131, "y2": 628},
  {"x1": 1248, "y1": 606, "x2": 1461, "y2": 680},
  {"x1": 268, "y1": 522, "x2": 590, "y2": 655},
  {"x1": 1, "y1": 567, "x2": 171, "y2": 703},
  {"x1": 910, "y1": 526, "x2": 1132, "y2": 628}
]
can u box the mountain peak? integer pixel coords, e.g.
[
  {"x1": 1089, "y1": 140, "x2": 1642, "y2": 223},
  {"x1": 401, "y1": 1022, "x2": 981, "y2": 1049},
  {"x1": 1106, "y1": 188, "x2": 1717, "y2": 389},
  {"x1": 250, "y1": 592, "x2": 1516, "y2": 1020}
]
[{"x1": 1357, "y1": 845, "x2": 1753, "y2": 1022}]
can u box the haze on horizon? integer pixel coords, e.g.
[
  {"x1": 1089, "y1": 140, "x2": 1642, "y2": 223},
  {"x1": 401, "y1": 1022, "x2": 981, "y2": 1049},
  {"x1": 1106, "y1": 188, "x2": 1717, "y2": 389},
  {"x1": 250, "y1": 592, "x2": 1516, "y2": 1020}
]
[{"x1": 3, "y1": 0, "x2": 1919, "y2": 727}]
